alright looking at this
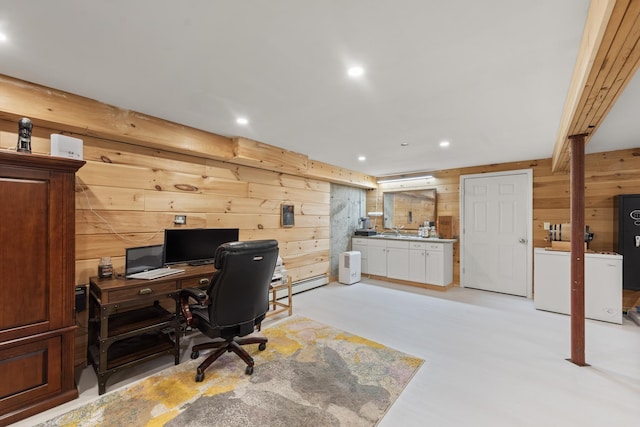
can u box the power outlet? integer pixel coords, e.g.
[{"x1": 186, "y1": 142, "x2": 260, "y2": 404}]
[
  {"x1": 543, "y1": 222, "x2": 550, "y2": 230},
  {"x1": 174, "y1": 215, "x2": 187, "y2": 225}
]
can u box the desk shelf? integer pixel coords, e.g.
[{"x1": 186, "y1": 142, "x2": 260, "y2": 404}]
[
  {"x1": 89, "y1": 331, "x2": 175, "y2": 371},
  {"x1": 88, "y1": 297, "x2": 180, "y2": 395},
  {"x1": 106, "y1": 304, "x2": 174, "y2": 338},
  {"x1": 89, "y1": 266, "x2": 214, "y2": 395}
]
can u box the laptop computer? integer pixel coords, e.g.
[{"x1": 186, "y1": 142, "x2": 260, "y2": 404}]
[{"x1": 125, "y1": 244, "x2": 183, "y2": 280}]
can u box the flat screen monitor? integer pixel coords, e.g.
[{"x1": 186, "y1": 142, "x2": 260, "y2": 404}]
[{"x1": 163, "y1": 228, "x2": 239, "y2": 266}]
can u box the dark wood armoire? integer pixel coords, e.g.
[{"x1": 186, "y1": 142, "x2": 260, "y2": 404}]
[{"x1": 0, "y1": 150, "x2": 84, "y2": 425}]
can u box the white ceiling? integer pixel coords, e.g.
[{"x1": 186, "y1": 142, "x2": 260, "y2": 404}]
[{"x1": 1, "y1": 0, "x2": 633, "y2": 177}]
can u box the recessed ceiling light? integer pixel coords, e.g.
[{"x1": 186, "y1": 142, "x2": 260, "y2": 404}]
[
  {"x1": 347, "y1": 66, "x2": 364, "y2": 78},
  {"x1": 439, "y1": 140, "x2": 450, "y2": 147},
  {"x1": 236, "y1": 117, "x2": 248, "y2": 125},
  {"x1": 0, "y1": 33, "x2": 7, "y2": 42},
  {"x1": 358, "y1": 155, "x2": 366, "y2": 161}
]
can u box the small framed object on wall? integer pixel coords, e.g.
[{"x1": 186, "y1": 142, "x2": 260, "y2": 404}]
[{"x1": 281, "y1": 204, "x2": 295, "y2": 227}]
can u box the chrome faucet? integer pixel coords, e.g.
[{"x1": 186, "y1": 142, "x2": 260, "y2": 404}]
[{"x1": 392, "y1": 225, "x2": 404, "y2": 236}]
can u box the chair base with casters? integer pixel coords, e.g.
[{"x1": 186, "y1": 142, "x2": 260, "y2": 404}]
[
  {"x1": 179, "y1": 240, "x2": 280, "y2": 383},
  {"x1": 181, "y1": 287, "x2": 269, "y2": 382},
  {"x1": 191, "y1": 335, "x2": 268, "y2": 381}
]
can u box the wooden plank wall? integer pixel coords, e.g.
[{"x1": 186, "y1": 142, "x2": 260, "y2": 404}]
[
  {"x1": 0, "y1": 120, "x2": 331, "y2": 287},
  {"x1": 368, "y1": 148, "x2": 640, "y2": 286},
  {"x1": 387, "y1": 191, "x2": 436, "y2": 230},
  {"x1": 3, "y1": 111, "x2": 638, "y2": 291}
]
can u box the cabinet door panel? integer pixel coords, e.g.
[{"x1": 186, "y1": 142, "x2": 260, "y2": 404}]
[
  {"x1": 0, "y1": 335, "x2": 62, "y2": 410},
  {"x1": 0, "y1": 178, "x2": 48, "y2": 331},
  {"x1": 368, "y1": 246, "x2": 387, "y2": 276},
  {"x1": 409, "y1": 250, "x2": 426, "y2": 283},
  {"x1": 387, "y1": 247, "x2": 409, "y2": 280},
  {"x1": 352, "y1": 244, "x2": 368, "y2": 273},
  {"x1": 426, "y1": 250, "x2": 444, "y2": 285}
]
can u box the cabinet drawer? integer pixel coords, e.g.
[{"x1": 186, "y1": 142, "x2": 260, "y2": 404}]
[
  {"x1": 108, "y1": 281, "x2": 177, "y2": 303},
  {"x1": 352, "y1": 237, "x2": 368, "y2": 246},
  {"x1": 179, "y1": 275, "x2": 212, "y2": 289},
  {"x1": 425, "y1": 243, "x2": 444, "y2": 252},
  {"x1": 386, "y1": 240, "x2": 409, "y2": 249},
  {"x1": 368, "y1": 239, "x2": 388, "y2": 247},
  {"x1": 409, "y1": 241, "x2": 428, "y2": 250},
  {"x1": 0, "y1": 332, "x2": 68, "y2": 414}
]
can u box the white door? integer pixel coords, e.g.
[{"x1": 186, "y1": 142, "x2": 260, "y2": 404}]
[{"x1": 461, "y1": 170, "x2": 532, "y2": 297}]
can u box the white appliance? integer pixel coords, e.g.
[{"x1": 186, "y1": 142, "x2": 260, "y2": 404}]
[
  {"x1": 339, "y1": 251, "x2": 361, "y2": 285},
  {"x1": 50, "y1": 134, "x2": 83, "y2": 160},
  {"x1": 533, "y1": 248, "x2": 622, "y2": 324}
]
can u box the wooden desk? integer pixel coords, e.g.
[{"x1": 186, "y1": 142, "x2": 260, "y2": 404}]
[{"x1": 89, "y1": 265, "x2": 214, "y2": 394}]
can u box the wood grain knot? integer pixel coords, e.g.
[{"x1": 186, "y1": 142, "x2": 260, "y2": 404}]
[{"x1": 174, "y1": 184, "x2": 198, "y2": 192}]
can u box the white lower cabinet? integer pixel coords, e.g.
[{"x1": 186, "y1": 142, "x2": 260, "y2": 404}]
[
  {"x1": 408, "y1": 247, "x2": 426, "y2": 283},
  {"x1": 353, "y1": 237, "x2": 454, "y2": 287},
  {"x1": 426, "y1": 243, "x2": 449, "y2": 285},
  {"x1": 367, "y1": 240, "x2": 388, "y2": 277},
  {"x1": 386, "y1": 240, "x2": 410, "y2": 280},
  {"x1": 352, "y1": 238, "x2": 368, "y2": 274}
]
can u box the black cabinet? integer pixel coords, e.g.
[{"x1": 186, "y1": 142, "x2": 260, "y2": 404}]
[{"x1": 615, "y1": 194, "x2": 640, "y2": 290}]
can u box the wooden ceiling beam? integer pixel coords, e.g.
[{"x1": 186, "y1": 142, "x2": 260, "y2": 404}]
[
  {"x1": 0, "y1": 74, "x2": 377, "y2": 189},
  {"x1": 552, "y1": 0, "x2": 640, "y2": 172}
]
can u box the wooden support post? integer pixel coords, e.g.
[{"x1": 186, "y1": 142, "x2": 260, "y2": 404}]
[{"x1": 569, "y1": 134, "x2": 587, "y2": 366}]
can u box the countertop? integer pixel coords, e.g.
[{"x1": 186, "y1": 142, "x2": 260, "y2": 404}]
[{"x1": 353, "y1": 234, "x2": 457, "y2": 243}]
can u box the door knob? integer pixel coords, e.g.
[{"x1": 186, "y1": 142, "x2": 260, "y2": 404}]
[{"x1": 519, "y1": 238, "x2": 527, "y2": 244}]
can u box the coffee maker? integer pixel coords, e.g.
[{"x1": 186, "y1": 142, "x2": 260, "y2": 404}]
[{"x1": 355, "y1": 216, "x2": 376, "y2": 236}]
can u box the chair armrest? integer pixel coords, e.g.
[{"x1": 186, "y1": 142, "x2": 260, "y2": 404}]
[
  {"x1": 180, "y1": 287, "x2": 208, "y2": 326},
  {"x1": 181, "y1": 287, "x2": 207, "y2": 301}
]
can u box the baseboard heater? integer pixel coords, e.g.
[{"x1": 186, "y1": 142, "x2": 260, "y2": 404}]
[{"x1": 271, "y1": 274, "x2": 328, "y2": 300}]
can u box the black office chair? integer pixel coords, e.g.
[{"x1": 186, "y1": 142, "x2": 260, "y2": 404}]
[{"x1": 180, "y1": 239, "x2": 279, "y2": 382}]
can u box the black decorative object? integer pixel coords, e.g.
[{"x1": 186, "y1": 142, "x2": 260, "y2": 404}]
[{"x1": 16, "y1": 117, "x2": 33, "y2": 153}]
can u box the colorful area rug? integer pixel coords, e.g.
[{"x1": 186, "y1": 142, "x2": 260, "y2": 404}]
[{"x1": 38, "y1": 316, "x2": 423, "y2": 426}]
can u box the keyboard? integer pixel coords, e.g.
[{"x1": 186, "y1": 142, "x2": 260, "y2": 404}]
[{"x1": 126, "y1": 268, "x2": 184, "y2": 280}]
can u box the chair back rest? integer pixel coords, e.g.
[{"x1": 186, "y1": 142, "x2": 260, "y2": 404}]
[{"x1": 208, "y1": 239, "x2": 279, "y2": 329}]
